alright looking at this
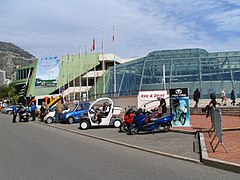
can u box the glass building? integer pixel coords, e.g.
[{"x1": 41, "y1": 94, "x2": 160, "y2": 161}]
[{"x1": 90, "y1": 48, "x2": 240, "y2": 99}]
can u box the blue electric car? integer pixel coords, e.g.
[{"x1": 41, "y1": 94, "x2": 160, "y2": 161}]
[{"x1": 60, "y1": 102, "x2": 90, "y2": 124}]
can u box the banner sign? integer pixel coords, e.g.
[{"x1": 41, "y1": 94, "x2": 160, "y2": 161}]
[
  {"x1": 138, "y1": 90, "x2": 168, "y2": 109},
  {"x1": 35, "y1": 56, "x2": 60, "y2": 88},
  {"x1": 169, "y1": 88, "x2": 190, "y2": 127},
  {"x1": 169, "y1": 88, "x2": 188, "y2": 97}
]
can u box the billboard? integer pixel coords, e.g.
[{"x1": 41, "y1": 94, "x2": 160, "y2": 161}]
[
  {"x1": 35, "y1": 56, "x2": 60, "y2": 88},
  {"x1": 169, "y1": 88, "x2": 190, "y2": 126}
]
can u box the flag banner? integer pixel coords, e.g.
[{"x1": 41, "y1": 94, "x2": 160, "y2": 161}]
[
  {"x1": 67, "y1": 53, "x2": 70, "y2": 61},
  {"x1": 92, "y1": 38, "x2": 96, "y2": 51},
  {"x1": 112, "y1": 27, "x2": 115, "y2": 42}
]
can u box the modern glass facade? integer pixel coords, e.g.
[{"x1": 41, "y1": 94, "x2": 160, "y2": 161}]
[{"x1": 90, "y1": 48, "x2": 240, "y2": 99}]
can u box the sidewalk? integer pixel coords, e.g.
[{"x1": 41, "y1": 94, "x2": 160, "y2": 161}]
[{"x1": 172, "y1": 114, "x2": 240, "y2": 165}]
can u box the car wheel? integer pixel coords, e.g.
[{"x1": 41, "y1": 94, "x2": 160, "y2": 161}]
[
  {"x1": 113, "y1": 119, "x2": 122, "y2": 128},
  {"x1": 8, "y1": 111, "x2": 12, "y2": 115},
  {"x1": 80, "y1": 120, "x2": 89, "y2": 130},
  {"x1": 67, "y1": 117, "x2": 74, "y2": 124},
  {"x1": 46, "y1": 117, "x2": 53, "y2": 124}
]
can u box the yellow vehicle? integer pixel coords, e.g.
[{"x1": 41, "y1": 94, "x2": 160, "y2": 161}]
[{"x1": 28, "y1": 94, "x2": 62, "y2": 110}]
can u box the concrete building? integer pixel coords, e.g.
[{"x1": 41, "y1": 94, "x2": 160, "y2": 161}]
[{"x1": 11, "y1": 53, "x2": 135, "y2": 101}]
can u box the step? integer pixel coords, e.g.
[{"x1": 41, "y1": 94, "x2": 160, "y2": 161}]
[{"x1": 190, "y1": 106, "x2": 240, "y2": 116}]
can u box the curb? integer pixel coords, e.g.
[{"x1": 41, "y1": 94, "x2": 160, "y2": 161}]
[
  {"x1": 170, "y1": 129, "x2": 196, "y2": 134},
  {"x1": 199, "y1": 132, "x2": 240, "y2": 174},
  {"x1": 35, "y1": 121, "x2": 201, "y2": 165}
]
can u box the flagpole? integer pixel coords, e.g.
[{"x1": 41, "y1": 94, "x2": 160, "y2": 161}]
[
  {"x1": 102, "y1": 28, "x2": 105, "y2": 94},
  {"x1": 113, "y1": 23, "x2": 117, "y2": 96},
  {"x1": 73, "y1": 55, "x2": 76, "y2": 101},
  {"x1": 85, "y1": 42, "x2": 89, "y2": 101},
  {"x1": 93, "y1": 37, "x2": 97, "y2": 99},
  {"x1": 67, "y1": 53, "x2": 70, "y2": 102},
  {"x1": 79, "y1": 46, "x2": 81, "y2": 101}
]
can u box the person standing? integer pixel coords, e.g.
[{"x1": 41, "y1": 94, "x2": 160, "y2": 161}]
[
  {"x1": 202, "y1": 93, "x2": 217, "y2": 118},
  {"x1": 231, "y1": 89, "x2": 236, "y2": 106},
  {"x1": 40, "y1": 102, "x2": 46, "y2": 122},
  {"x1": 55, "y1": 100, "x2": 64, "y2": 124},
  {"x1": 193, "y1": 88, "x2": 200, "y2": 108},
  {"x1": 12, "y1": 103, "x2": 17, "y2": 123},
  {"x1": 158, "y1": 97, "x2": 167, "y2": 113},
  {"x1": 31, "y1": 102, "x2": 37, "y2": 121},
  {"x1": 18, "y1": 103, "x2": 25, "y2": 122}
]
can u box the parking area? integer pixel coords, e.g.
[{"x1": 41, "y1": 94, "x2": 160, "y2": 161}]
[{"x1": 37, "y1": 122, "x2": 200, "y2": 160}]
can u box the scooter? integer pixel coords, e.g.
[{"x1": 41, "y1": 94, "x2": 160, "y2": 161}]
[
  {"x1": 119, "y1": 108, "x2": 135, "y2": 133},
  {"x1": 128, "y1": 108, "x2": 174, "y2": 135}
]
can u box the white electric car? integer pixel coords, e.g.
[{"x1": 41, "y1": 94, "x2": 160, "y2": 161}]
[{"x1": 79, "y1": 97, "x2": 122, "y2": 130}]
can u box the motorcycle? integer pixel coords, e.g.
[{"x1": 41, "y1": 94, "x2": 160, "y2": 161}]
[
  {"x1": 128, "y1": 108, "x2": 174, "y2": 135},
  {"x1": 19, "y1": 107, "x2": 30, "y2": 122}
]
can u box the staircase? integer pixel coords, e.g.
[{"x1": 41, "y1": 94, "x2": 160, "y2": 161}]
[{"x1": 190, "y1": 106, "x2": 240, "y2": 116}]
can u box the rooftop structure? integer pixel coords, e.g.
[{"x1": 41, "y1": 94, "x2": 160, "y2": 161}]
[{"x1": 90, "y1": 48, "x2": 240, "y2": 99}]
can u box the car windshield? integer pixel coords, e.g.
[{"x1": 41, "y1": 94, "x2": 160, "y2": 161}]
[{"x1": 73, "y1": 102, "x2": 90, "y2": 111}]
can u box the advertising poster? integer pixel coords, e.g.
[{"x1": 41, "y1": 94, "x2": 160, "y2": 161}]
[
  {"x1": 138, "y1": 90, "x2": 168, "y2": 110},
  {"x1": 169, "y1": 88, "x2": 190, "y2": 127},
  {"x1": 35, "y1": 56, "x2": 60, "y2": 88}
]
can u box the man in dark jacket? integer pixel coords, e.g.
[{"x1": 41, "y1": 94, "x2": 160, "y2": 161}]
[{"x1": 193, "y1": 88, "x2": 200, "y2": 108}]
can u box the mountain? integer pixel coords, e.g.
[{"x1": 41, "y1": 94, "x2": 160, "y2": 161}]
[{"x1": 0, "y1": 41, "x2": 36, "y2": 79}]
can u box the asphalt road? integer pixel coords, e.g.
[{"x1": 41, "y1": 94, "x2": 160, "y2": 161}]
[{"x1": 0, "y1": 113, "x2": 239, "y2": 180}]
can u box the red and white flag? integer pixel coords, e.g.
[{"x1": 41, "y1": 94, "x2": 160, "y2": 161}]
[
  {"x1": 112, "y1": 27, "x2": 115, "y2": 43},
  {"x1": 92, "y1": 38, "x2": 96, "y2": 51},
  {"x1": 67, "y1": 53, "x2": 70, "y2": 61}
]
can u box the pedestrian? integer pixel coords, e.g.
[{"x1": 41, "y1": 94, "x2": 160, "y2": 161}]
[
  {"x1": 18, "y1": 103, "x2": 25, "y2": 122},
  {"x1": 40, "y1": 102, "x2": 47, "y2": 122},
  {"x1": 31, "y1": 102, "x2": 37, "y2": 121},
  {"x1": 231, "y1": 89, "x2": 236, "y2": 106},
  {"x1": 202, "y1": 93, "x2": 217, "y2": 118},
  {"x1": 221, "y1": 88, "x2": 227, "y2": 106},
  {"x1": 12, "y1": 103, "x2": 17, "y2": 123},
  {"x1": 158, "y1": 97, "x2": 167, "y2": 113},
  {"x1": 55, "y1": 100, "x2": 64, "y2": 124},
  {"x1": 193, "y1": 88, "x2": 200, "y2": 108}
]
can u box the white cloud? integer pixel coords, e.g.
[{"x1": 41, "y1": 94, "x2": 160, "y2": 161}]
[{"x1": 1, "y1": 0, "x2": 240, "y2": 58}]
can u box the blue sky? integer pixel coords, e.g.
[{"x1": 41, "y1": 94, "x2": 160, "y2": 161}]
[{"x1": 0, "y1": 0, "x2": 240, "y2": 58}]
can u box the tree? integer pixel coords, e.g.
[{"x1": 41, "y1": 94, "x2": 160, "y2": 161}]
[{"x1": 0, "y1": 84, "x2": 19, "y2": 103}]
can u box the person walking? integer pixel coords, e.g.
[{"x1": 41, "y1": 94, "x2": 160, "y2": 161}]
[
  {"x1": 221, "y1": 88, "x2": 227, "y2": 106},
  {"x1": 31, "y1": 102, "x2": 37, "y2": 121},
  {"x1": 193, "y1": 88, "x2": 200, "y2": 108},
  {"x1": 231, "y1": 89, "x2": 236, "y2": 106},
  {"x1": 12, "y1": 103, "x2": 17, "y2": 123},
  {"x1": 55, "y1": 100, "x2": 64, "y2": 124}
]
